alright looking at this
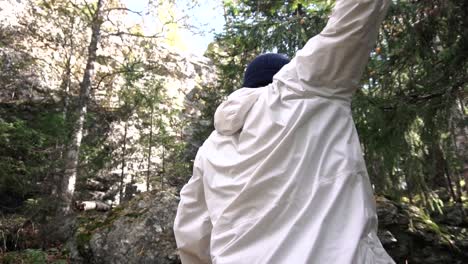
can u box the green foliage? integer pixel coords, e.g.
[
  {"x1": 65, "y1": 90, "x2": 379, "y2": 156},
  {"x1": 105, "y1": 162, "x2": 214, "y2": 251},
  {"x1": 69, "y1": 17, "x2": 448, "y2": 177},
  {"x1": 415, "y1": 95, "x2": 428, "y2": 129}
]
[
  {"x1": 78, "y1": 109, "x2": 115, "y2": 182},
  {"x1": 0, "y1": 248, "x2": 68, "y2": 264},
  {"x1": 1, "y1": 249, "x2": 47, "y2": 264},
  {"x1": 197, "y1": 0, "x2": 468, "y2": 205},
  {"x1": 0, "y1": 107, "x2": 69, "y2": 213},
  {"x1": 355, "y1": 0, "x2": 467, "y2": 197},
  {"x1": 135, "y1": 75, "x2": 189, "y2": 189}
]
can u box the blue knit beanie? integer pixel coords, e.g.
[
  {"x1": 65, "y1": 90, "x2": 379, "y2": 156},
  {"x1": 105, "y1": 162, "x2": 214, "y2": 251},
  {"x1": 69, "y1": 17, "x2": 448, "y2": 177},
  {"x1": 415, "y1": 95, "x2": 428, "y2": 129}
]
[{"x1": 242, "y1": 53, "x2": 290, "y2": 88}]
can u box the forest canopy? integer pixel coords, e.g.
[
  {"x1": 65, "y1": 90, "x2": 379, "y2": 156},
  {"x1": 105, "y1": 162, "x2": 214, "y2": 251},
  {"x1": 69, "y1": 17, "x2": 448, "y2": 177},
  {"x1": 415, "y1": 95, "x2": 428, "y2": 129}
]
[{"x1": 201, "y1": 0, "x2": 467, "y2": 205}]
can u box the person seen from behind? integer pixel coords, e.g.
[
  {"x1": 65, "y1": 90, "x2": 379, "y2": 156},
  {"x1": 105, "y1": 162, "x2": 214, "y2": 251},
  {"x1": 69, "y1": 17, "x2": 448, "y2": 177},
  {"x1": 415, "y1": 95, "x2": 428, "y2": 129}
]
[{"x1": 174, "y1": 0, "x2": 395, "y2": 263}]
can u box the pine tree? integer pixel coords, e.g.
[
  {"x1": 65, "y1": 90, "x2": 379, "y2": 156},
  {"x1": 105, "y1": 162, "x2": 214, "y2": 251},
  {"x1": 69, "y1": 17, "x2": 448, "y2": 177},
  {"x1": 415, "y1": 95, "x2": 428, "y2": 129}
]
[{"x1": 194, "y1": 0, "x2": 467, "y2": 206}]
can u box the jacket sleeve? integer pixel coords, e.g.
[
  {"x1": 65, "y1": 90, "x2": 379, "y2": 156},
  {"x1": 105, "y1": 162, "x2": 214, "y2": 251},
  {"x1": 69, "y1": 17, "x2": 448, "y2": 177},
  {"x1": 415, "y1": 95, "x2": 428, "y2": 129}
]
[
  {"x1": 274, "y1": 0, "x2": 391, "y2": 99},
  {"x1": 214, "y1": 88, "x2": 262, "y2": 136},
  {"x1": 173, "y1": 151, "x2": 212, "y2": 264}
]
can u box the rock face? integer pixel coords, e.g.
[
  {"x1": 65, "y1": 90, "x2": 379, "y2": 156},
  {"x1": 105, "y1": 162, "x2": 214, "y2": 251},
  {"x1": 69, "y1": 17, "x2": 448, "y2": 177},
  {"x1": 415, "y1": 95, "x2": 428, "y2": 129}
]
[
  {"x1": 71, "y1": 191, "x2": 468, "y2": 264},
  {"x1": 70, "y1": 189, "x2": 180, "y2": 264},
  {"x1": 1, "y1": 0, "x2": 218, "y2": 205},
  {"x1": 376, "y1": 196, "x2": 468, "y2": 264},
  {"x1": 79, "y1": 49, "x2": 217, "y2": 205}
]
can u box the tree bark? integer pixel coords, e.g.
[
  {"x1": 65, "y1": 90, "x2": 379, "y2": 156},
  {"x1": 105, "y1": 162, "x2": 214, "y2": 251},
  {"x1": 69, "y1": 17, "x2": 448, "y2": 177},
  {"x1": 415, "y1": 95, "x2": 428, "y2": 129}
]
[
  {"x1": 455, "y1": 96, "x2": 468, "y2": 193},
  {"x1": 59, "y1": 0, "x2": 103, "y2": 215},
  {"x1": 161, "y1": 146, "x2": 165, "y2": 189},
  {"x1": 119, "y1": 122, "x2": 128, "y2": 203},
  {"x1": 51, "y1": 17, "x2": 76, "y2": 199},
  {"x1": 61, "y1": 16, "x2": 75, "y2": 120},
  {"x1": 443, "y1": 156, "x2": 458, "y2": 203},
  {"x1": 450, "y1": 116, "x2": 465, "y2": 200},
  {"x1": 146, "y1": 104, "x2": 154, "y2": 192}
]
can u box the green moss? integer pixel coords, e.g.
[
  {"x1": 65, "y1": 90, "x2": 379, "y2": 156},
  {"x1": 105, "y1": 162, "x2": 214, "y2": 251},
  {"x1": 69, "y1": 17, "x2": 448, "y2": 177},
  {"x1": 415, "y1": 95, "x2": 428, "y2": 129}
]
[
  {"x1": 73, "y1": 202, "x2": 150, "y2": 259},
  {"x1": 124, "y1": 209, "x2": 148, "y2": 218},
  {"x1": 100, "y1": 211, "x2": 121, "y2": 227},
  {"x1": 76, "y1": 232, "x2": 92, "y2": 245},
  {"x1": 1, "y1": 249, "x2": 47, "y2": 264},
  {"x1": 124, "y1": 212, "x2": 142, "y2": 218},
  {"x1": 73, "y1": 207, "x2": 126, "y2": 255},
  {"x1": 113, "y1": 205, "x2": 125, "y2": 213},
  {"x1": 76, "y1": 232, "x2": 92, "y2": 250},
  {"x1": 77, "y1": 209, "x2": 120, "y2": 233},
  {"x1": 411, "y1": 208, "x2": 457, "y2": 247},
  {"x1": 75, "y1": 231, "x2": 94, "y2": 262},
  {"x1": 419, "y1": 211, "x2": 439, "y2": 231}
]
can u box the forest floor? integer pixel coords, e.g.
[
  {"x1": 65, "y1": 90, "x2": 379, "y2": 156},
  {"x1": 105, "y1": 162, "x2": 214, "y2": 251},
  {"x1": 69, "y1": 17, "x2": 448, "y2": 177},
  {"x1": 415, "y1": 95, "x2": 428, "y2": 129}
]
[{"x1": 1, "y1": 194, "x2": 467, "y2": 264}]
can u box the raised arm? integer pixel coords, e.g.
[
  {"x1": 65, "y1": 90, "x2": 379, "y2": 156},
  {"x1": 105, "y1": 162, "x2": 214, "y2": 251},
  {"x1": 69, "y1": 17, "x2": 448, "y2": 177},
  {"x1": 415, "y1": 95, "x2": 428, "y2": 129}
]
[
  {"x1": 274, "y1": 0, "x2": 391, "y2": 100},
  {"x1": 173, "y1": 152, "x2": 212, "y2": 264}
]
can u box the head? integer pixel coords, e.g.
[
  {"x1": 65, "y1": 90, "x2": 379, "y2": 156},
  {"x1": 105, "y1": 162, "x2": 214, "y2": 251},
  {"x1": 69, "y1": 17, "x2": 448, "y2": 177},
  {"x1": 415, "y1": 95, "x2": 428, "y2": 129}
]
[{"x1": 242, "y1": 53, "x2": 290, "y2": 88}]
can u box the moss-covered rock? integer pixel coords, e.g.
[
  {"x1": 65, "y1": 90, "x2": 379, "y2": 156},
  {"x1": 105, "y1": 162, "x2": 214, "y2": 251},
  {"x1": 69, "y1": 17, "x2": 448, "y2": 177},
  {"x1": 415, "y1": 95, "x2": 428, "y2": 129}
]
[
  {"x1": 377, "y1": 197, "x2": 468, "y2": 264},
  {"x1": 68, "y1": 191, "x2": 468, "y2": 264},
  {"x1": 68, "y1": 189, "x2": 180, "y2": 264}
]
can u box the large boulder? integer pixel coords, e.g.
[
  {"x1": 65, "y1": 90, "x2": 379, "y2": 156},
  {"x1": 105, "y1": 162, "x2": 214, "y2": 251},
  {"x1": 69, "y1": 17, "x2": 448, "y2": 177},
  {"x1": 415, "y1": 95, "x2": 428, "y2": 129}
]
[{"x1": 69, "y1": 189, "x2": 180, "y2": 264}]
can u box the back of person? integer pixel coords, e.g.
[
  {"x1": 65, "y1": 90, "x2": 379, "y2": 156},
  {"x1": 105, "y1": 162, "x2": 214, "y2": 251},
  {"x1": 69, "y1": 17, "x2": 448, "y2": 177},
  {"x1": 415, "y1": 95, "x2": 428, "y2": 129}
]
[
  {"x1": 202, "y1": 87, "x2": 379, "y2": 263},
  {"x1": 174, "y1": 0, "x2": 395, "y2": 263}
]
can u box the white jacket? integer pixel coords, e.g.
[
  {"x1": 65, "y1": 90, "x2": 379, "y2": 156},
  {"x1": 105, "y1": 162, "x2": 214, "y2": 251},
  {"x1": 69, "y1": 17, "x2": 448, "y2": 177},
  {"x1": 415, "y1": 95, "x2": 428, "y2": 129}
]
[{"x1": 174, "y1": 0, "x2": 395, "y2": 263}]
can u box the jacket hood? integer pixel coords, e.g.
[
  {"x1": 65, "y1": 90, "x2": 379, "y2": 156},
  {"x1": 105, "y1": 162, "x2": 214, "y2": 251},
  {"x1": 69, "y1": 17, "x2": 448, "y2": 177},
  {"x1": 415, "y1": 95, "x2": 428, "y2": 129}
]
[{"x1": 214, "y1": 88, "x2": 263, "y2": 136}]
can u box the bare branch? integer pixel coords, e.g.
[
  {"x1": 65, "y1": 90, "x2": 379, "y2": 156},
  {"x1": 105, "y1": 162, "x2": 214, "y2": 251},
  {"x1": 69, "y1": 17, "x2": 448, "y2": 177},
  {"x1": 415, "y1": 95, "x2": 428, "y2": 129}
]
[
  {"x1": 94, "y1": 63, "x2": 164, "y2": 91},
  {"x1": 69, "y1": 0, "x2": 92, "y2": 21},
  {"x1": 102, "y1": 31, "x2": 164, "y2": 39},
  {"x1": 82, "y1": 0, "x2": 95, "y2": 20},
  {"x1": 102, "y1": 7, "x2": 143, "y2": 16}
]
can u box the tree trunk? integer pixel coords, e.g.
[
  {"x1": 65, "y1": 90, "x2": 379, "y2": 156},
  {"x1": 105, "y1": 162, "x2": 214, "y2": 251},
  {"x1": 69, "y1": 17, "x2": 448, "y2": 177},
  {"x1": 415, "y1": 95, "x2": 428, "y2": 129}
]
[
  {"x1": 59, "y1": 0, "x2": 103, "y2": 215},
  {"x1": 450, "y1": 116, "x2": 465, "y2": 200},
  {"x1": 146, "y1": 104, "x2": 154, "y2": 192},
  {"x1": 455, "y1": 96, "x2": 468, "y2": 193},
  {"x1": 161, "y1": 146, "x2": 165, "y2": 189},
  {"x1": 119, "y1": 122, "x2": 128, "y2": 203},
  {"x1": 404, "y1": 172, "x2": 413, "y2": 205},
  {"x1": 51, "y1": 17, "x2": 75, "y2": 199},
  {"x1": 443, "y1": 156, "x2": 458, "y2": 203},
  {"x1": 61, "y1": 16, "x2": 75, "y2": 120}
]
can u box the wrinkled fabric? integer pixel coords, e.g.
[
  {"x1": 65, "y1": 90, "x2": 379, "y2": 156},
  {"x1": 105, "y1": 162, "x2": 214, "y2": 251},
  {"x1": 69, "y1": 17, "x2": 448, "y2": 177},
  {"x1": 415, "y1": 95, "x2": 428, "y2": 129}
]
[
  {"x1": 214, "y1": 88, "x2": 263, "y2": 136},
  {"x1": 174, "y1": 0, "x2": 395, "y2": 263}
]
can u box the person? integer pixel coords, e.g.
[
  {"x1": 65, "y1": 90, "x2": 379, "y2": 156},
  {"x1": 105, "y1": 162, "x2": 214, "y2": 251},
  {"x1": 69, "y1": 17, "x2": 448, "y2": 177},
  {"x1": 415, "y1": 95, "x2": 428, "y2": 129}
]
[{"x1": 174, "y1": 0, "x2": 395, "y2": 263}]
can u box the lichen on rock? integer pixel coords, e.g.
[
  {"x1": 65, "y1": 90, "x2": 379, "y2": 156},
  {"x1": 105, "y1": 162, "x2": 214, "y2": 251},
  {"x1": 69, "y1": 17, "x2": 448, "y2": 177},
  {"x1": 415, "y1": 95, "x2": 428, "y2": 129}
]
[{"x1": 69, "y1": 189, "x2": 180, "y2": 264}]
